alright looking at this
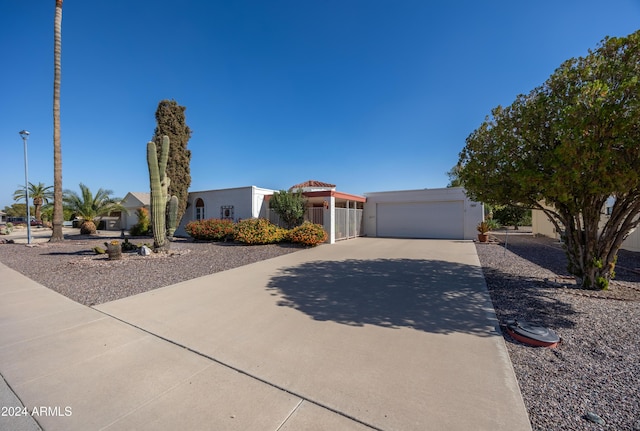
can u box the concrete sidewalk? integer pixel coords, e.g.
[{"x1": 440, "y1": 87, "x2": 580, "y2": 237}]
[{"x1": 0, "y1": 238, "x2": 531, "y2": 430}]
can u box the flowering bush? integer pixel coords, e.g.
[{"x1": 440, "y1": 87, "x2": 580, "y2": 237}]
[
  {"x1": 186, "y1": 218, "x2": 235, "y2": 241},
  {"x1": 288, "y1": 222, "x2": 327, "y2": 246},
  {"x1": 233, "y1": 218, "x2": 287, "y2": 245},
  {"x1": 129, "y1": 207, "x2": 151, "y2": 236}
]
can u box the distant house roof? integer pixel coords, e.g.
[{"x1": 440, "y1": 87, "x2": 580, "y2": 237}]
[
  {"x1": 121, "y1": 192, "x2": 150, "y2": 207},
  {"x1": 289, "y1": 180, "x2": 337, "y2": 191}
]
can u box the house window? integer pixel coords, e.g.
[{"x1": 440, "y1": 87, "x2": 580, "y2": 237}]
[
  {"x1": 195, "y1": 198, "x2": 205, "y2": 220},
  {"x1": 221, "y1": 205, "x2": 234, "y2": 220}
]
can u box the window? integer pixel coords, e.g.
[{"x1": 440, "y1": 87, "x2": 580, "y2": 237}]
[
  {"x1": 195, "y1": 198, "x2": 205, "y2": 220},
  {"x1": 221, "y1": 205, "x2": 234, "y2": 221}
]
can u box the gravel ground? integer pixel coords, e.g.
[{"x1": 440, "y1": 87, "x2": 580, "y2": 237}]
[
  {"x1": 1, "y1": 230, "x2": 639, "y2": 429},
  {"x1": 478, "y1": 232, "x2": 640, "y2": 431},
  {"x1": 0, "y1": 233, "x2": 303, "y2": 306}
]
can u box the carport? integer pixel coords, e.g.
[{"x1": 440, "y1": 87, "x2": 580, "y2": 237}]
[{"x1": 363, "y1": 187, "x2": 483, "y2": 240}]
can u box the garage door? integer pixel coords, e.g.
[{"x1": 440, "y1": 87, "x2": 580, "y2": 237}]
[{"x1": 376, "y1": 201, "x2": 464, "y2": 239}]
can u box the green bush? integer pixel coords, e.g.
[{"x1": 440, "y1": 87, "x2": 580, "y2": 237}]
[
  {"x1": 233, "y1": 218, "x2": 287, "y2": 245},
  {"x1": 493, "y1": 205, "x2": 531, "y2": 229},
  {"x1": 0, "y1": 222, "x2": 13, "y2": 235},
  {"x1": 186, "y1": 218, "x2": 235, "y2": 241},
  {"x1": 288, "y1": 222, "x2": 327, "y2": 246},
  {"x1": 121, "y1": 237, "x2": 139, "y2": 251},
  {"x1": 269, "y1": 189, "x2": 306, "y2": 228},
  {"x1": 129, "y1": 207, "x2": 151, "y2": 236}
]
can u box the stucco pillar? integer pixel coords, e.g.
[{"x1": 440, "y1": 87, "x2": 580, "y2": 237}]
[{"x1": 324, "y1": 196, "x2": 336, "y2": 244}]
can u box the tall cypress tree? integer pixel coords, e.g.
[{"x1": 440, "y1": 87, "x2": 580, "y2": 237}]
[{"x1": 152, "y1": 99, "x2": 192, "y2": 225}]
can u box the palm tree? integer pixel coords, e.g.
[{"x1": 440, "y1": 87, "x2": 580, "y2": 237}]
[
  {"x1": 50, "y1": 0, "x2": 64, "y2": 241},
  {"x1": 13, "y1": 182, "x2": 54, "y2": 222},
  {"x1": 63, "y1": 183, "x2": 124, "y2": 234}
]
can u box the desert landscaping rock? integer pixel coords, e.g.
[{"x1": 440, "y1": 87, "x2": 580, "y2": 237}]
[
  {"x1": 478, "y1": 233, "x2": 640, "y2": 431},
  {"x1": 0, "y1": 235, "x2": 302, "y2": 306}
]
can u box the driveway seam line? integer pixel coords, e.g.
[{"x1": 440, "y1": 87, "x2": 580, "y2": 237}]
[{"x1": 92, "y1": 307, "x2": 383, "y2": 431}]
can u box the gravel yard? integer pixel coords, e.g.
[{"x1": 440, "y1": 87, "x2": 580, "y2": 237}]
[
  {"x1": 1, "y1": 229, "x2": 639, "y2": 430},
  {"x1": 478, "y1": 232, "x2": 640, "y2": 431},
  {"x1": 0, "y1": 233, "x2": 303, "y2": 306}
]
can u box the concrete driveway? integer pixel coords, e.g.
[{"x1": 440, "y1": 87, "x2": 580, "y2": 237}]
[{"x1": 0, "y1": 238, "x2": 531, "y2": 430}]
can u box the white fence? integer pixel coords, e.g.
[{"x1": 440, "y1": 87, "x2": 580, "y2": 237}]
[
  {"x1": 335, "y1": 208, "x2": 363, "y2": 240},
  {"x1": 267, "y1": 207, "x2": 363, "y2": 241},
  {"x1": 305, "y1": 207, "x2": 324, "y2": 225}
]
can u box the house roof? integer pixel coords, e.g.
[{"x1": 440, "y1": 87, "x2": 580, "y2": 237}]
[
  {"x1": 122, "y1": 192, "x2": 150, "y2": 207},
  {"x1": 289, "y1": 180, "x2": 336, "y2": 190}
]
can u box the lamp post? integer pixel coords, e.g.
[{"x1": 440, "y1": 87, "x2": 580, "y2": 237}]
[{"x1": 19, "y1": 130, "x2": 31, "y2": 245}]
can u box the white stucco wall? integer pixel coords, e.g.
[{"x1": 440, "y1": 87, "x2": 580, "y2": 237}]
[
  {"x1": 175, "y1": 186, "x2": 274, "y2": 237},
  {"x1": 362, "y1": 187, "x2": 483, "y2": 240}
]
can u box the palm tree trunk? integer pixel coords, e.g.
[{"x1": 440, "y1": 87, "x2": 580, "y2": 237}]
[
  {"x1": 50, "y1": 0, "x2": 64, "y2": 242},
  {"x1": 33, "y1": 197, "x2": 43, "y2": 221}
]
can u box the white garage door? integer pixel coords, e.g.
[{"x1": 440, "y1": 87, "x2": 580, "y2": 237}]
[{"x1": 376, "y1": 201, "x2": 464, "y2": 239}]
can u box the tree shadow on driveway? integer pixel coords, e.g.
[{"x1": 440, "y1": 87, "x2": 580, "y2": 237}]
[{"x1": 267, "y1": 258, "x2": 499, "y2": 336}]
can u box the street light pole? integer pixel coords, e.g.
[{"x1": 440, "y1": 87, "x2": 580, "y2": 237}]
[{"x1": 19, "y1": 130, "x2": 31, "y2": 245}]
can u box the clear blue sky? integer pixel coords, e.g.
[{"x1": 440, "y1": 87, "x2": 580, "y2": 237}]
[{"x1": 1, "y1": 1, "x2": 638, "y2": 210}]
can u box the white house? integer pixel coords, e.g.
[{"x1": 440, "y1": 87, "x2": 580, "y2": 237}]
[
  {"x1": 123, "y1": 182, "x2": 482, "y2": 244},
  {"x1": 175, "y1": 186, "x2": 275, "y2": 237},
  {"x1": 363, "y1": 187, "x2": 483, "y2": 240},
  {"x1": 120, "y1": 192, "x2": 150, "y2": 231}
]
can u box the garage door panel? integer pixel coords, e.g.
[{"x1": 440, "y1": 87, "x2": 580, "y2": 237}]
[{"x1": 376, "y1": 201, "x2": 464, "y2": 239}]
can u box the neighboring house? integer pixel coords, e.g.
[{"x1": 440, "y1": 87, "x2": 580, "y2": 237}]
[
  {"x1": 175, "y1": 186, "x2": 275, "y2": 237},
  {"x1": 120, "y1": 192, "x2": 151, "y2": 231},
  {"x1": 531, "y1": 199, "x2": 640, "y2": 252},
  {"x1": 363, "y1": 187, "x2": 483, "y2": 240},
  {"x1": 0, "y1": 211, "x2": 6, "y2": 224},
  {"x1": 531, "y1": 202, "x2": 561, "y2": 240}
]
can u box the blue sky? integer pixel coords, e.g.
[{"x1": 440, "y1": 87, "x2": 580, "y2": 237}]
[{"x1": 1, "y1": 1, "x2": 638, "y2": 210}]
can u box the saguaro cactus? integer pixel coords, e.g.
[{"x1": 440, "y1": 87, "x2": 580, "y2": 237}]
[
  {"x1": 167, "y1": 195, "x2": 179, "y2": 238},
  {"x1": 147, "y1": 135, "x2": 178, "y2": 251}
]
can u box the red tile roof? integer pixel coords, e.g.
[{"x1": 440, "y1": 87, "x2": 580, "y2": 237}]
[{"x1": 289, "y1": 180, "x2": 336, "y2": 190}]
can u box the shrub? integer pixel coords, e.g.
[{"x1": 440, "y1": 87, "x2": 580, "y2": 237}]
[
  {"x1": 0, "y1": 223, "x2": 13, "y2": 235},
  {"x1": 233, "y1": 218, "x2": 287, "y2": 245},
  {"x1": 269, "y1": 190, "x2": 306, "y2": 228},
  {"x1": 493, "y1": 205, "x2": 530, "y2": 229},
  {"x1": 121, "y1": 237, "x2": 138, "y2": 252},
  {"x1": 288, "y1": 222, "x2": 327, "y2": 246},
  {"x1": 129, "y1": 207, "x2": 151, "y2": 236},
  {"x1": 186, "y1": 218, "x2": 235, "y2": 241}
]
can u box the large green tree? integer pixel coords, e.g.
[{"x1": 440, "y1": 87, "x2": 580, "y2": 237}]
[
  {"x1": 50, "y1": 0, "x2": 64, "y2": 241},
  {"x1": 2, "y1": 204, "x2": 28, "y2": 218},
  {"x1": 459, "y1": 30, "x2": 640, "y2": 290},
  {"x1": 151, "y1": 100, "x2": 192, "y2": 226},
  {"x1": 63, "y1": 183, "x2": 123, "y2": 234}
]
